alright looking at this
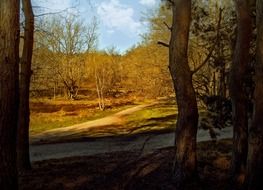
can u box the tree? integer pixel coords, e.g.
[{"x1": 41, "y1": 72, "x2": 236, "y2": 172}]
[
  {"x1": 155, "y1": 1, "x2": 235, "y2": 116},
  {"x1": 88, "y1": 49, "x2": 122, "y2": 110},
  {"x1": 93, "y1": 54, "x2": 106, "y2": 110},
  {"x1": 17, "y1": 0, "x2": 34, "y2": 171},
  {"x1": 36, "y1": 14, "x2": 98, "y2": 99},
  {"x1": 122, "y1": 44, "x2": 173, "y2": 98},
  {"x1": 247, "y1": 0, "x2": 263, "y2": 189},
  {"x1": 169, "y1": 0, "x2": 199, "y2": 188},
  {"x1": 228, "y1": 0, "x2": 252, "y2": 188},
  {"x1": 0, "y1": 0, "x2": 20, "y2": 189}
]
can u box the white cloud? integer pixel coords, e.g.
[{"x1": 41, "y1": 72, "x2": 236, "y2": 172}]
[
  {"x1": 97, "y1": 0, "x2": 142, "y2": 35},
  {"x1": 139, "y1": 0, "x2": 157, "y2": 7}
]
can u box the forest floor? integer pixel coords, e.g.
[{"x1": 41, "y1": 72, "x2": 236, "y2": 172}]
[
  {"x1": 20, "y1": 139, "x2": 233, "y2": 190},
  {"x1": 24, "y1": 97, "x2": 233, "y2": 189}
]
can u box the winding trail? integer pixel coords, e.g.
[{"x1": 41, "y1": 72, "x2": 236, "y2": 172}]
[{"x1": 31, "y1": 102, "x2": 157, "y2": 144}]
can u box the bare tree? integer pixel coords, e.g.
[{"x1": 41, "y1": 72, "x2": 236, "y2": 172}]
[
  {"x1": 0, "y1": 0, "x2": 20, "y2": 189},
  {"x1": 168, "y1": 0, "x2": 199, "y2": 188},
  {"x1": 37, "y1": 14, "x2": 98, "y2": 99},
  {"x1": 91, "y1": 49, "x2": 122, "y2": 110},
  {"x1": 95, "y1": 62, "x2": 106, "y2": 110}
]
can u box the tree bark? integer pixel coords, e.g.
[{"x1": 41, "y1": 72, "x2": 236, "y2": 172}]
[
  {"x1": 169, "y1": 0, "x2": 199, "y2": 188},
  {"x1": 17, "y1": 0, "x2": 34, "y2": 171},
  {"x1": 0, "y1": 1, "x2": 20, "y2": 189},
  {"x1": 229, "y1": 0, "x2": 252, "y2": 189},
  {"x1": 247, "y1": 1, "x2": 263, "y2": 189}
]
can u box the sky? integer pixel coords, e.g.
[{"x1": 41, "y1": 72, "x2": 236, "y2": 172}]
[{"x1": 34, "y1": 0, "x2": 160, "y2": 53}]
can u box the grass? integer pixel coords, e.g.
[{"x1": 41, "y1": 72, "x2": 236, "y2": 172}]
[
  {"x1": 30, "y1": 107, "x2": 128, "y2": 135},
  {"x1": 30, "y1": 98, "x2": 135, "y2": 135},
  {"x1": 29, "y1": 97, "x2": 179, "y2": 138},
  {"x1": 68, "y1": 99, "x2": 179, "y2": 138},
  {"x1": 124, "y1": 99, "x2": 178, "y2": 135}
]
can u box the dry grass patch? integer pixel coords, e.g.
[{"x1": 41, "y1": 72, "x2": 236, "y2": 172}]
[{"x1": 30, "y1": 97, "x2": 137, "y2": 135}]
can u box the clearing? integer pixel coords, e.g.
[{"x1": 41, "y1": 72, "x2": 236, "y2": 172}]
[
  {"x1": 29, "y1": 99, "x2": 232, "y2": 162},
  {"x1": 23, "y1": 98, "x2": 233, "y2": 190}
]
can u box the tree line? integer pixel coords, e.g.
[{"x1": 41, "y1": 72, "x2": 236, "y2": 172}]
[
  {"x1": 0, "y1": 0, "x2": 263, "y2": 189},
  {"x1": 30, "y1": 14, "x2": 172, "y2": 100}
]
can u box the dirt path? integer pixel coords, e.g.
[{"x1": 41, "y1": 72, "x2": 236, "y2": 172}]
[{"x1": 31, "y1": 102, "x2": 157, "y2": 143}]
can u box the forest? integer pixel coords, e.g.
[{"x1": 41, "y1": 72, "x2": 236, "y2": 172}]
[{"x1": 0, "y1": 0, "x2": 263, "y2": 189}]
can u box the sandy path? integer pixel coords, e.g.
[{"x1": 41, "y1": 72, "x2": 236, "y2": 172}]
[{"x1": 31, "y1": 102, "x2": 157, "y2": 143}]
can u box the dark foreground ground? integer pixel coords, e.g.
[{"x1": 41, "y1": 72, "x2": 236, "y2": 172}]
[{"x1": 20, "y1": 139, "x2": 232, "y2": 190}]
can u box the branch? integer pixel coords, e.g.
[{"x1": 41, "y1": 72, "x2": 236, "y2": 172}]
[
  {"x1": 191, "y1": 47, "x2": 215, "y2": 74},
  {"x1": 34, "y1": 7, "x2": 73, "y2": 17},
  {"x1": 191, "y1": 8, "x2": 223, "y2": 75},
  {"x1": 57, "y1": 70, "x2": 70, "y2": 89},
  {"x1": 157, "y1": 41, "x2": 169, "y2": 48},
  {"x1": 163, "y1": 21, "x2": 172, "y2": 31}
]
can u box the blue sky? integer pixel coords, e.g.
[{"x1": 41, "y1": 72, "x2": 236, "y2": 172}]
[{"x1": 34, "y1": 0, "x2": 160, "y2": 53}]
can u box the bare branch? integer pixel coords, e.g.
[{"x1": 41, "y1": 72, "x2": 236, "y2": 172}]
[
  {"x1": 34, "y1": 7, "x2": 73, "y2": 17},
  {"x1": 163, "y1": 21, "x2": 172, "y2": 31},
  {"x1": 191, "y1": 8, "x2": 223, "y2": 75},
  {"x1": 191, "y1": 46, "x2": 215, "y2": 74},
  {"x1": 157, "y1": 41, "x2": 169, "y2": 48}
]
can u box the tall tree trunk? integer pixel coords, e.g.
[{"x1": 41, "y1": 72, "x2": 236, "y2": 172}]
[
  {"x1": 17, "y1": 0, "x2": 34, "y2": 171},
  {"x1": 0, "y1": 1, "x2": 20, "y2": 189},
  {"x1": 169, "y1": 0, "x2": 199, "y2": 188},
  {"x1": 228, "y1": 0, "x2": 252, "y2": 189},
  {"x1": 247, "y1": 1, "x2": 263, "y2": 189}
]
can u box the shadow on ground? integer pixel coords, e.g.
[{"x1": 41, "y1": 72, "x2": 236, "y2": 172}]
[{"x1": 20, "y1": 139, "x2": 232, "y2": 190}]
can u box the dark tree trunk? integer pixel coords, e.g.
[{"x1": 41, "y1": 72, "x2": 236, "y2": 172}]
[
  {"x1": 169, "y1": 0, "x2": 199, "y2": 188},
  {"x1": 247, "y1": 1, "x2": 263, "y2": 189},
  {"x1": 0, "y1": 1, "x2": 20, "y2": 189},
  {"x1": 228, "y1": 0, "x2": 252, "y2": 189},
  {"x1": 17, "y1": 0, "x2": 34, "y2": 171},
  {"x1": 219, "y1": 64, "x2": 226, "y2": 98}
]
